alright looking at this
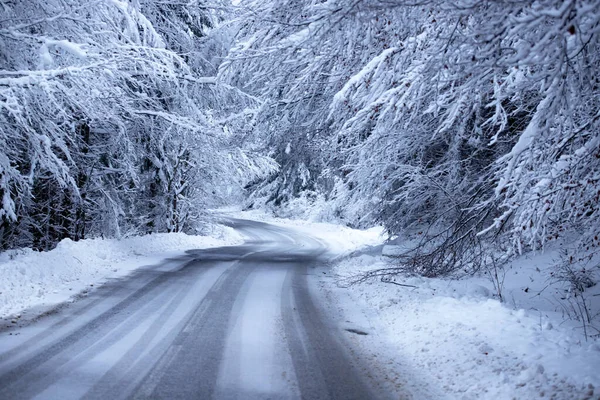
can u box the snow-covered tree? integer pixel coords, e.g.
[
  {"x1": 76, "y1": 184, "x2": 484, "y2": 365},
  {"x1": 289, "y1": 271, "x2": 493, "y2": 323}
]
[
  {"x1": 225, "y1": 0, "x2": 600, "y2": 278},
  {"x1": 0, "y1": 0, "x2": 273, "y2": 250}
]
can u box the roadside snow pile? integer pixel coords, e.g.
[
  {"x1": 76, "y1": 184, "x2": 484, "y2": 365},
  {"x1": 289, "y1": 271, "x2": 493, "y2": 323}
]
[
  {"x1": 226, "y1": 209, "x2": 385, "y2": 256},
  {"x1": 275, "y1": 219, "x2": 383, "y2": 256},
  {"x1": 0, "y1": 225, "x2": 244, "y2": 320},
  {"x1": 329, "y1": 253, "x2": 600, "y2": 400}
]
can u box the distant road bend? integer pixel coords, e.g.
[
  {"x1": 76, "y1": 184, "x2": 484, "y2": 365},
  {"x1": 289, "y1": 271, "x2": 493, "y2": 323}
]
[{"x1": 0, "y1": 218, "x2": 382, "y2": 400}]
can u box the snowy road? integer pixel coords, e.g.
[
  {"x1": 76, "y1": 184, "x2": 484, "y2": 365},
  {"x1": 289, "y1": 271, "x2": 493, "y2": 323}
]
[{"x1": 0, "y1": 219, "x2": 380, "y2": 400}]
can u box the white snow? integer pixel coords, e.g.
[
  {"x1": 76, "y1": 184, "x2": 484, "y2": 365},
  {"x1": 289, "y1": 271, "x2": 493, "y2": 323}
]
[
  {"x1": 324, "y1": 247, "x2": 600, "y2": 399},
  {"x1": 216, "y1": 268, "x2": 299, "y2": 398},
  {"x1": 228, "y1": 208, "x2": 600, "y2": 399},
  {"x1": 2, "y1": 208, "x2": 598, "y2": 399},
  {"x1": 225, "y1": 208, "x2": 384, "y2": 256},
  {"x1": 46, "y1": 39, "x2": 88, "y2": 58},
  {"x1": 38, "y1": 43, "x2": 53, "y2": 68},
  {"x1": 331, "y1": 47, "x2": 399, "y2": 107},
  {"x1": 495, "y1": 94, "x2": 551, "y2": 197},
  {"x1": 280, "y1": 20, "x2": 324, "y2": 47},
  {"x1": 0, "y1": 225, "x2": 244, "y2": 320}
]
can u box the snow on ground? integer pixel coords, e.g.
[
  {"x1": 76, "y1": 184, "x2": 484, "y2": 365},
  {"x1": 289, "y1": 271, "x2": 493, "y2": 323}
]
[
  {"x1": 223, "y1": 208, "x2": 385, "y2": 256},
  {"x1": 3, "y1": 205, "x2": 598, "y2": 399},
  {"x1": 0, "y1": 224, "x2": 244, "y2": 322},
  {"x1": 232, "y1": 207, "x2": 600, "y2": 398},
  {"x1": 325, "y1": 250, "x2": 600, "y2": 400}
]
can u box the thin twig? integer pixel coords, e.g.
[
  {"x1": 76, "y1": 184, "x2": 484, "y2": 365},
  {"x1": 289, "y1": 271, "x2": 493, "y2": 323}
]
[{"x1": 380, "y1": 278, "x2": 418, "y2": 288}]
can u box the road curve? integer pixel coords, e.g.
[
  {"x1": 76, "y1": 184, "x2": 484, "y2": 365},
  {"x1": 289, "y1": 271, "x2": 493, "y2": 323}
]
[{"x1": 0, "y1": 219, "x2": 381, "y2": 400}]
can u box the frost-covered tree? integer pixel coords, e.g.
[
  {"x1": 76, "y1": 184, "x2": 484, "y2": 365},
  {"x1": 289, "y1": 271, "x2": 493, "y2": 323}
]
[
  {"x1": 0, "y1": 0, "x2": 273, "y2": 250},
  {"x1": 220, "y1": 0, "x2": 356, "y2": 210},
  {"x1": 225, "y1": 0, "x2": 600, "y2": 278}
]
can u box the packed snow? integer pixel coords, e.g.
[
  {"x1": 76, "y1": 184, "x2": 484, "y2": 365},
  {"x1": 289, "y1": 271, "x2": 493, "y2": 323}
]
[{"x1": 0, "y1": 225, "x2": 244, "y2": 322}]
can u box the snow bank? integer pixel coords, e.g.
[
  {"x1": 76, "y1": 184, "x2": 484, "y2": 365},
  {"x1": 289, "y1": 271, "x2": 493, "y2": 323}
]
[
  {"x1": 330, "y1": 253, "x2": 600, "y2": 399},
  {"x1": 0, "y1": 225, "x2": 244, "y2": 320}
]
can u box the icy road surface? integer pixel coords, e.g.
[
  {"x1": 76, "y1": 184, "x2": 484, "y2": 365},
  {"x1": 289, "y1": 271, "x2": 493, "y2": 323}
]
[{"x1": 0, "y1": 219, "x2": 381, "y2": 400}]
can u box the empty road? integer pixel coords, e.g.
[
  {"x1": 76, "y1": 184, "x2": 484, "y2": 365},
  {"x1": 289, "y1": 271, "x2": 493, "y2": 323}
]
[{"x1": 0, "y1": 219, "x2": 383, "y2": 399}]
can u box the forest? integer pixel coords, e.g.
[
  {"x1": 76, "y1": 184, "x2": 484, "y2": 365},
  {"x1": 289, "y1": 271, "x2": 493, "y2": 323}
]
[{"x1": 1, "y1": 0, "x2": 599, "y2": 290}]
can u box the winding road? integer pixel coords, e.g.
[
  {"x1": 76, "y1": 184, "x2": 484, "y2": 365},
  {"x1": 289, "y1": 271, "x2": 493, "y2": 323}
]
[{"x1": 0, "y1": 219, "x2": 382, "y2": 399}]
